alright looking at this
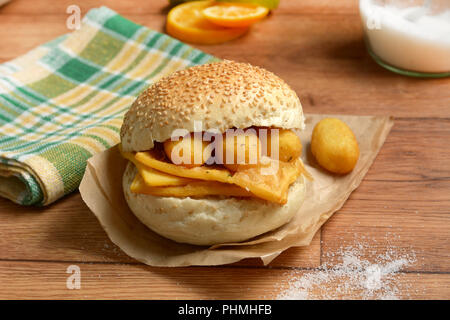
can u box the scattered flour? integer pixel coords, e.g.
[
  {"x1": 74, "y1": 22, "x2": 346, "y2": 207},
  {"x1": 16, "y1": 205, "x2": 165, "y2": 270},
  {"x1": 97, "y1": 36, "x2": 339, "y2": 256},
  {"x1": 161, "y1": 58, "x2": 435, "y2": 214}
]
[{"x1": 276, "y1": 241, "x2": 416, "y2": 300}]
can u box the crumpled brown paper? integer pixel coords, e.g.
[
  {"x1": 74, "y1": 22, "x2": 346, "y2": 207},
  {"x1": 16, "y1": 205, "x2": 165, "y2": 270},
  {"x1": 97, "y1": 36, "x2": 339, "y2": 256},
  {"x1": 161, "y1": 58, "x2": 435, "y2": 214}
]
[{"x1": 79, "y1": 114, "x2": 394, "y2": 266}]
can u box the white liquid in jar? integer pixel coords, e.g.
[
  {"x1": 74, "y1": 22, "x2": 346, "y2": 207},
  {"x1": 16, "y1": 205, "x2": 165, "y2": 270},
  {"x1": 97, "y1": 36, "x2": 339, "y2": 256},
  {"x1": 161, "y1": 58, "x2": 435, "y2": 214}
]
[{"x1": 360, "y1": 0, "x2": 450, "y2": 73}]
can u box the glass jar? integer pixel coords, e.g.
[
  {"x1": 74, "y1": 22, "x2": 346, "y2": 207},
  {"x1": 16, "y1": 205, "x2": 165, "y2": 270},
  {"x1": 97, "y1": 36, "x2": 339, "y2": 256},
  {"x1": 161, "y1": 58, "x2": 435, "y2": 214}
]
[{"x1": 359, "y1": 0, "x2": 450, "y2": 78}]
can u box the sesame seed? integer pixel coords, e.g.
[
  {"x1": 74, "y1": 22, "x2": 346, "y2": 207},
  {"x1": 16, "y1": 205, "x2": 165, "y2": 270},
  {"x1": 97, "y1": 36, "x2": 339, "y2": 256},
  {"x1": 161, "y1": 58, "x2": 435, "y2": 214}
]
[{"x1": 120, "y1": 60, "x2": 301, "y2": 148}]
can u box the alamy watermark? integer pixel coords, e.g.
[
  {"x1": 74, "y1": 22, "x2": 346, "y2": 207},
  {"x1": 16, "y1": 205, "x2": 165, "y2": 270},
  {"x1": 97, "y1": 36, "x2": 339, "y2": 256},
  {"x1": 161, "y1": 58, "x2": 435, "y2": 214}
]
[
  {"x1": 66, "y1": 5, "x2": 81, "y2": 30},
  {"x1": 66, "y1": 265, "x2": 81, "y2": 289},
  {"x1": 366, "y1": 8, "x2": 381, "y2": 30}
]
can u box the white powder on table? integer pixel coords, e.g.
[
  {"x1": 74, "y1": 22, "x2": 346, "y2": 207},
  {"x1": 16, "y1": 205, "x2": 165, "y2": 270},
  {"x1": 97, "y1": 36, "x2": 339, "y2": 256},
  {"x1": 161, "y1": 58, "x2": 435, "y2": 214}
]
[{"x1": 276, "y1": 240, "x2": 417, "y2": 300}]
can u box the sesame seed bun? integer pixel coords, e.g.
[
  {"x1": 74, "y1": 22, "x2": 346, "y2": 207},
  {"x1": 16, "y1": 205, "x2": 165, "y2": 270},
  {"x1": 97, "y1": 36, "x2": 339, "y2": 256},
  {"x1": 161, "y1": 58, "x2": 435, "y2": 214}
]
[
  {"x1": 123, "y1": 162, "x2": 306, "y2": 245},
  {"x1": 120, "y1": 60, "x2": 305, "y2": 152}
]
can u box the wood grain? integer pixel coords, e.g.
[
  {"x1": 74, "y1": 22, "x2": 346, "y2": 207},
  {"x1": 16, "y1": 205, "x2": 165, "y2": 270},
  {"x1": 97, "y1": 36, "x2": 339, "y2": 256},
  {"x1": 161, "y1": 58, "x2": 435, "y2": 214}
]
[
  {"x1": 0, "y1": 0, "x2": 356, "y2": 15},
  {"x1": 365, "y1": 118, "x2": 450, "y2": 181},
  {"x1": 1, "y1": 14, "x2": 449, "y2": 117},
  {"x1": 0, "y1": 261, "x2": 449, "y2": 300},
  {"x1": 321, "y1": 199, "x2": 450, "y2": 273},
  {"x1": 0, "y1": 0, "x2": 449, "y2": 299},
  {"x1": 0, "y1": 193, "x2": 321, "y2": 268}
]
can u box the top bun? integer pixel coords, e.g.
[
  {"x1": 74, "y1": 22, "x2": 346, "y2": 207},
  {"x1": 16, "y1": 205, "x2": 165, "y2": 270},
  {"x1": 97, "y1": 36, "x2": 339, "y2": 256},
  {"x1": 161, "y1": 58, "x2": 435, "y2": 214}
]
[{"x1": 121, "y1": 60, "x2": 304, "y2": 152}]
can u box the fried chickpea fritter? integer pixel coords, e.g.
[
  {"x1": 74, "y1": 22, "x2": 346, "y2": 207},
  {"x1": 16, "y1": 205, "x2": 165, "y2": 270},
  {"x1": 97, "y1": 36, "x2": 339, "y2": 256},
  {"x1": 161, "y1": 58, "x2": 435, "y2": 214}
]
[
  {"x1": 219, "y1": 130, "x2": 262, "y2": 171},
  {"x1": 260, "y1": 128, "x2": 302, "y2": 162},
  {"x1": 164, "y1": 133, "x2": 212, "y2": 168},
  {"x1": 311, "y1": 118, "x2": 359, "y2": 174}
]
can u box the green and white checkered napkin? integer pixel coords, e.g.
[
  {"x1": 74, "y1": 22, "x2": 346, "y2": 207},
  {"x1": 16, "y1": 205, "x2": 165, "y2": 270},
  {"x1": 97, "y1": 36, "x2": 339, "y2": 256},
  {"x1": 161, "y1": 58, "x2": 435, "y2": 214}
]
[{"x1": 0, "y1": 6, "x2": 218, "y2": 206}]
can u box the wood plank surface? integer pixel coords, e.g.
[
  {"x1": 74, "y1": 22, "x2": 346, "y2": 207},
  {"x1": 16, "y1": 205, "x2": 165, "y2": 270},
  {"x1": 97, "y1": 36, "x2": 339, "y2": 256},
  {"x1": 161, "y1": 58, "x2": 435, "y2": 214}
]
[
  {"x1": 0, "y1": 261, "x2": 449, "y2": 300},
  {"x1": 0, "y1": 0, "x2": 449, "y2": 300},
  {"x1": 0, "y1": 192, "x2": 322, "y2": 268},
  {"x1": 1, "y1": 16, "x2": 449, "y2": 117}
]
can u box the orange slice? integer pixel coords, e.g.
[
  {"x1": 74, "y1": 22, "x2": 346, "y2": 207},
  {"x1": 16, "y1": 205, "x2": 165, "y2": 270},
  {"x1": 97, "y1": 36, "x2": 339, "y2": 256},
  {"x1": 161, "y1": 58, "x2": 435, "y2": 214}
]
[
  {"x1": 202, "y1": 3, "x2": 269, "y2": 28},
  {"x1": 166, "y1": 1, "x2": 249, "y2": 45}
]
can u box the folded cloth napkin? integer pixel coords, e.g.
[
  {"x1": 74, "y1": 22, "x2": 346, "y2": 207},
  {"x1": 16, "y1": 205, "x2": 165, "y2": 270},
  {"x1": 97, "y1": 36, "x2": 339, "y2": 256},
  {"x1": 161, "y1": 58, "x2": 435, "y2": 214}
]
[{"x1": 0, "y1": 6, "x2": 218, "y2": 205}]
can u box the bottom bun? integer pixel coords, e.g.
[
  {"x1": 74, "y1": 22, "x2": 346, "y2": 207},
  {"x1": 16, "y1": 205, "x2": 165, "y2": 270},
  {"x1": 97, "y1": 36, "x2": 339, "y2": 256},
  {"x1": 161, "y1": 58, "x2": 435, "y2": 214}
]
[{"x1": 123, "y1": 162, "x2": 307, "y2": 246}]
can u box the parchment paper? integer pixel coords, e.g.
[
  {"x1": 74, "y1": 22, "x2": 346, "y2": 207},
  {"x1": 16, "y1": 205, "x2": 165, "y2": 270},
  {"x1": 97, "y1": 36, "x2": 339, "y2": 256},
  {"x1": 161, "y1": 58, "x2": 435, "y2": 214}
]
[{"x1": 79, "y1": 114, "x2": 394, "y2": 266}]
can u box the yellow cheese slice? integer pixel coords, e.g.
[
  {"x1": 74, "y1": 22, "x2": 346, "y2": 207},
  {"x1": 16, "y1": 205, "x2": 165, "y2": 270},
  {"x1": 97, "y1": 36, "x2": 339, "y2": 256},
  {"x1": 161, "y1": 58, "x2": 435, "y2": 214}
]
[
  {"x1": 135, "y1": 150, "x2": 234, "y2": 184},
  {"x1": 137, "y1": 163, "x2": 194, "y2": 187},
  {"x1": 120, "y1": 145, "x2": 194, "y2": 187},
  {"x1": 131, "y1": 173, "x2": 253, "y2": 198},
  {"x1": 231, "y1": 158, "x2": 303, "y2": 204}
]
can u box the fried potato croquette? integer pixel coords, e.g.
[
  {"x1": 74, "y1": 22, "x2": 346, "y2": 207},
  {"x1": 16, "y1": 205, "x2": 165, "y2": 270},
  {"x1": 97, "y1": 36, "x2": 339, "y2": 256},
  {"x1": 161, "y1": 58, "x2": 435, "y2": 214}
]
[
  {"x1": 219, "y1": 130, "x2": 262, "y2": 171},
  {"x1": 163, "y1": 133, "x2": 212, "y2": 168},
  {"x1": 311, "y1": 118, "x2": 359, "y2": 174},
  {"x1": 163, "y1": 128, "x2": 304, "y2": 171},
  {"x1": 260, "y1": 129, "x2": 302, "y2": 162}
]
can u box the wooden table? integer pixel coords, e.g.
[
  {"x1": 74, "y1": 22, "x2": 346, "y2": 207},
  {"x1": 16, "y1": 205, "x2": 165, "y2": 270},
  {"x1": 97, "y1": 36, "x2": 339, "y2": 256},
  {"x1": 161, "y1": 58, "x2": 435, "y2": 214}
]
[{"x1": 0, "y1": 0, "x2": 449, "y2": 300}]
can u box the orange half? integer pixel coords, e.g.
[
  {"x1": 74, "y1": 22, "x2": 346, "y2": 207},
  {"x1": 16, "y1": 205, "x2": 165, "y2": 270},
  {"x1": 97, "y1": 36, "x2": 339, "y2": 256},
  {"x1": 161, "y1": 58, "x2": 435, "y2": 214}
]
[
  {"x1": 202, "y1": 3, "x2": 269, "y2": 28},
  {"x1": 166, "y1": 1, "x2": 249, "y2": 45}
]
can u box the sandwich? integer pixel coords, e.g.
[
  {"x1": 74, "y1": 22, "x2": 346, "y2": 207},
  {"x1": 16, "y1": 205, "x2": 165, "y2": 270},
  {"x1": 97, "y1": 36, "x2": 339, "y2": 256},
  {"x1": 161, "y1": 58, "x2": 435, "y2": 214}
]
[{"x1": 119, "y1": 60, "x2": 309, "y2": 245}]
